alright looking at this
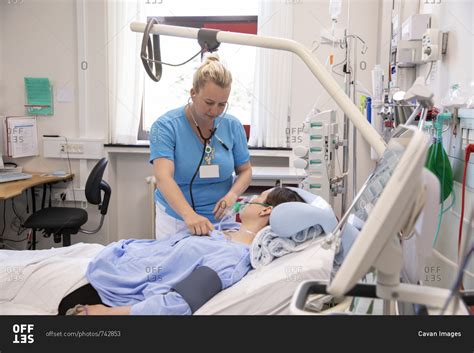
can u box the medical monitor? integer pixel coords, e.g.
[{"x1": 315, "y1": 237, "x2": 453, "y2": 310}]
[{"x1": 327, "y1": 126, "x2": 430, "y2": 297}]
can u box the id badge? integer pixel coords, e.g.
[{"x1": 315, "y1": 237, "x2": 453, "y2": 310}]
[{"x1": 199, "y1": 164, "x2": 219, "y2": 178}]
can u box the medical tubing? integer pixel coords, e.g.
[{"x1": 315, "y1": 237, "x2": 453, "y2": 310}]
[
  {"x1": 217, "y1": 209, "x2": 236, "y2": 231},
  {"x1": 433, "y1": 191, "x2": 456, "y2": 247},
  {"x1": 458, "y1": 145, "x2": 474, "y2": 260},
  {"x1": 440, "y1": 245, "x2": 474, "y2": 314},
  {"x1": 433, "y1": 138, "x2": 455, "y2": 246},
  {"x1": 145, "y1": 47, "x2": 205, "y2": 67},
  {"x1": 433, "y1": 248, "x2": 474, "y2": 279}
]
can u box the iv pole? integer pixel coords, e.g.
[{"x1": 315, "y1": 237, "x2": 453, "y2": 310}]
[{"x1": 130, "y1": 22, "x2": 387, "y2": 158}]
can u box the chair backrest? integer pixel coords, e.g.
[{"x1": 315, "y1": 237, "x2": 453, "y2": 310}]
[
  {"x1": 80, "y1": 158, "x2": 112, "y2": 233},
  {"x1": 85, "y1": 158, "x2": 109, "y2": 205}
]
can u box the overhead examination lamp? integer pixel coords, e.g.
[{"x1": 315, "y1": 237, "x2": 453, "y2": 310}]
[{"x1": 131, "y1": 20, "x2": 387, "y2": 157}]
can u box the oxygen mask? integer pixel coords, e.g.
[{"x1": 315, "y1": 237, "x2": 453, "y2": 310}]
[{"x1": 217, "y1": 195, "x2": 270, "y2": 230}]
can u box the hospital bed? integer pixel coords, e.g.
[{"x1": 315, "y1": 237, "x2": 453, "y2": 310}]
[
  {"x1": 0, "y1": 187, "x2": 339, "y2": 316},
  {"x1": 4, "y1": 127, "x2": 469, "y2": 315}
]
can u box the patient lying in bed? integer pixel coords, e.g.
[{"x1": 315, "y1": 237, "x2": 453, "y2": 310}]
[{"x1": 57, "y1": 187, "x2": 306, "y2": 316}]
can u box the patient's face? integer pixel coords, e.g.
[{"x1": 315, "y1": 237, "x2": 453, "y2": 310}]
[
  {"x1": 252, "y1": 190, "x2": 270, "y2": 204},
  {"x1": 239, "y1": 190, "x2": 271, "y2": 220},
  {"x1": 239, "y1": 187, "x2": 306, "y2": 222}
]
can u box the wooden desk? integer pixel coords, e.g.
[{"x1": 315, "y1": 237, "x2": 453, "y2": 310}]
[{"x1": 0, "y1": 173, "x2": 73, "y2": 200}]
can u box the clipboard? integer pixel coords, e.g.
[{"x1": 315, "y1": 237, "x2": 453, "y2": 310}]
[{"x1": 3, "y1": 116, "x2": 39, "y2": 158}]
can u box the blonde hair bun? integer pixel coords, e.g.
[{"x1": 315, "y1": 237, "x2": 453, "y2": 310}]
[
  {"x1": 204, "y1": 54, "x2": 220, "y2": 64},
  {"x1": 193, "y1": 53, "x2": 232, "y2": 91}
]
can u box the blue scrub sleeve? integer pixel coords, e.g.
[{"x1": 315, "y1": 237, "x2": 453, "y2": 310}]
[
  {"x1": 149, "y1": 119, "x2": 176, "y2": 163},
  {"x1": 130, "y1": 291, "x2": 192, "y2": 315},
  {"x1": 232, "y1": 121, "x2": 250, "y2": 167}
]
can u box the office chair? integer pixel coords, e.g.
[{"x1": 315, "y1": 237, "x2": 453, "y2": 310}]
[{"x1": 23, "y1": 158, "x2": 111, "y2": 248}]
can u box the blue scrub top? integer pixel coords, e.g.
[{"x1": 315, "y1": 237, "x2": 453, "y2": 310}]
[
  {"x1": 149, "y1": 106, "x2": 250, "y2": 223},
  {"x1": 86, "y1": 223, "x2": 251, "y2": 315}
]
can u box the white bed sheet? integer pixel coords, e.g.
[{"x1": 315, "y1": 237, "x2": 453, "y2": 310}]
[
  {"x1": 0, "y1": 238, "x2": 334, "y2": 315},
  {"x1": 196, "y1": 237, "x2": 334, "y2": 315},
  {"x1": 0, "y1": 243, "x2": 104, "y2": 315}
]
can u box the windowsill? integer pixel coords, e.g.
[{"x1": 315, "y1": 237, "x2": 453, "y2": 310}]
[
  {"x1": 104, "y1": 143, "x2": 292, "y2": 155},
  {"x1": 104, "y1": 141, "x2": 150, "y2": 148},
  {"x1": 104, "y1": 142, "x2": 291, "y2": 150}
]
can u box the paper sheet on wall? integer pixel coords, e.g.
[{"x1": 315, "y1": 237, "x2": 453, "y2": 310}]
[
  {"x1": 24, "y1": 77, "x2": 54, "y2": 116},
  {"x1": 5, "y1": 117, "x2": 39, "y2": 158}
]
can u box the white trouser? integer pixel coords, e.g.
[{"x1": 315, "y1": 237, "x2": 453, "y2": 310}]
[{"x1": 155, "y1": 202, "x2": 189, "y2": 240}]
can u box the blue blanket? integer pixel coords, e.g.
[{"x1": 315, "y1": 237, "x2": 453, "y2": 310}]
[
  {"x1": 86, "y1": 224, "x2": 251, "y2": 315},
  {"x1": 250, "y1": 225, "x2": 323, "y2": 269}
]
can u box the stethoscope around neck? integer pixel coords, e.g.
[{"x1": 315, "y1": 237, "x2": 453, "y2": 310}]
[
  {"x1": 195, "y1": 122, "x2": 217, "y2": 146},
  {"x1": 186, "y1": 101, "x2": 228, "y2": 149},
  {"x1": 187, "y1": 101, "x2": 229, "y2": 211}
]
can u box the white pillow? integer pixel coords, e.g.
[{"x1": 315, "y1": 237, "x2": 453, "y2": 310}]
[
  {"x1": 195, "y1": 236, "x2": 335, "y2": 315},
  {"x1": 269, "y1": 188, "x2": 338, "y2": 238},
  {"x1": 270, "y1": 201, "x2": 338, "y2": 237}
]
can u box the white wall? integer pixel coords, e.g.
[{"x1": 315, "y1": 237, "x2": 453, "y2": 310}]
[
  {"x1": 0, "y1": 0, "x2": 111, "y2": 248},
  {"x1": 0, "y1": 0, "x2": 107, "y2": 164},
  {"x1": 377, "y1": 0, "x2": 474, "y2": 290},
  {"x1": 421, "y1": 0, "x2": 474, "y2": 103},
  {"x1": 378, "y1": 0, "x2": 393, "y2": 80},
  {"x1": 419, "y1": 0, "x2": 474, "y2": 290},
  {"x1": 291, "y1": 0, "x2": 379, "y2": 216}
]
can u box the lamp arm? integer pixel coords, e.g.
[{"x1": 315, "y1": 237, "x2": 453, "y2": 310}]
[{"x1": 130, "y1": 22, "x2": 387, "y2": 156}]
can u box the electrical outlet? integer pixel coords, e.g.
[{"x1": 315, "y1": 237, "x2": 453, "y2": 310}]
[
  {"x1": 52, "y1": 187, "x2": 87, "y2": 202},
  {"x1": 43, "y1": 137, "x2": 103, "y2": 159},
  {"x1": 421, "y1": 28, "x2": 442, "y2": 62},
  {"x1": 53, "y1": 192, "x2": 67, "y2": 201},
  {"x1": 60, "y1": 143, "x2": 84, "y2": 154}
]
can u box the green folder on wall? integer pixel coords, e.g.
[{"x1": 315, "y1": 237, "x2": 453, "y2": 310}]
[{"x1": 24, "y1": 77, "x2": 54, "y2": 116}]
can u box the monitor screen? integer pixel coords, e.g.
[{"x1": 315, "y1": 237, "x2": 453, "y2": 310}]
[{"x1": 327, "y1": 126, "x2": 429, "y2": 296}]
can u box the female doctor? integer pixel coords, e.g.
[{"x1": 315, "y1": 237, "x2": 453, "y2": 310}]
[{"x1": 150, "y1": 55, "x2": 252, "y2": 239}]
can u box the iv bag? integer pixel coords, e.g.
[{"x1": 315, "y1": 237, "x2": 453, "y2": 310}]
[{"x1": 329, "y1": 0, "x2": 342, "y2": 23}]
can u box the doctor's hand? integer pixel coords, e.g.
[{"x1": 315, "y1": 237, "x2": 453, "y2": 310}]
[
  {"x1": 183, "y1": 212, "x2": 215, "y2": 236},
  {"x1": 213, "y1": 192, "x2": 238, "y2": 221}
]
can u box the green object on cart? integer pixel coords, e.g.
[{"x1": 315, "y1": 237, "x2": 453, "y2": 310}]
[{"x1": 425, "y1": 113, "x2": 453, "y2": 202}]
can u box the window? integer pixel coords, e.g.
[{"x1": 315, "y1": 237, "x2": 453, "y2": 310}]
[{"x1": 140, "y1": 13, "x2": 258, "y2": 140}]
